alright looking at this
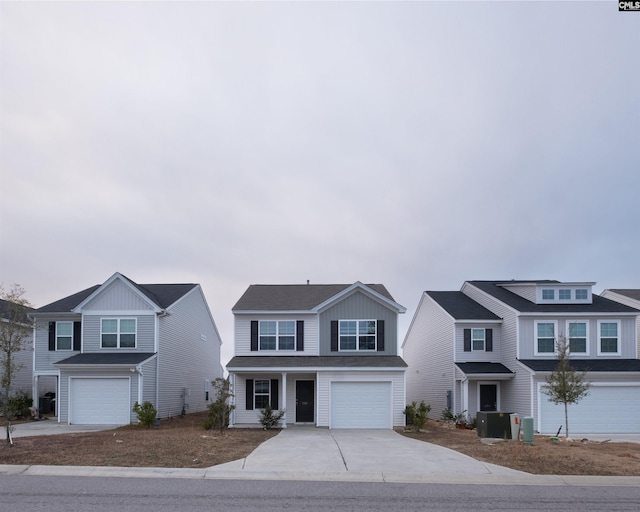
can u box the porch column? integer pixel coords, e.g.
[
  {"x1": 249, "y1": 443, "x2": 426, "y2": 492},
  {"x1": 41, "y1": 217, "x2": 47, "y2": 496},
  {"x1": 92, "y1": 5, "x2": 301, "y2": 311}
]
[
  {"x1": 281, "y1": 372, "x2": 287, "y2": 428},
  {"x1": 462, "y1": 378, "x2": 469, "y2": 419},
  {"x1": 32, "y1": 375, "x2": 39, "y2": 411}
]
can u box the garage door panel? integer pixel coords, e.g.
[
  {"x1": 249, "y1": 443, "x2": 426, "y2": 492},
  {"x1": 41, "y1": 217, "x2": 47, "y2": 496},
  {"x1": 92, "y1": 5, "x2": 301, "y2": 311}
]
[
  {"x1": 331, "y1": 382, "x2": 391, "y2": 429},
  {"x1": 540, "y1": 385, "x2": 640, "y2": 434},
  {"x1": 70, "y1": 378, "x2": 130, "y2": 425}
]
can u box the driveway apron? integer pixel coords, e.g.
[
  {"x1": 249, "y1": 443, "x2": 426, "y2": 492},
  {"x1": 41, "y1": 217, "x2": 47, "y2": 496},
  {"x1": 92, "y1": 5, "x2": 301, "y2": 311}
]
[{"x1": 236, "y1": 427, "x2": 523, "y2": 476}]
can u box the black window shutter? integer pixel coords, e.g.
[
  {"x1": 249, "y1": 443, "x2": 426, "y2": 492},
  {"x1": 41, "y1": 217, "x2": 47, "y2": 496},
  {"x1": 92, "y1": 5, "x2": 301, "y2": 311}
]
[
  {"x1": 486, "y1": 329, "x2": 493, "y2": 352},
  {"x1": 330, "y1": 321, "x2": 338, "y2": 352},
  {"x1": 296, "y1": 320, "x2": 304, "y2": 351},
  {"x1": 73, "y1": 322, "x2": 81, "y2": 351},
  {"x1": 48, "y1": 322, "x2": 55, "y2": 351},
  {"x1": 463, "y1": 329, "x2": 471, "y2": 352},
  {"x1": 245, "y1": 379, "x2": 254, "y2": 410},
  {"x1": 377, "y1": 320, "x2": 385, "y2": 352},
  {"x1": 250, "y1": 321, "x2": 258, "y2": 351},
  {"x1": 270, "y1": 379, "x2": 279, "y2": 409}
]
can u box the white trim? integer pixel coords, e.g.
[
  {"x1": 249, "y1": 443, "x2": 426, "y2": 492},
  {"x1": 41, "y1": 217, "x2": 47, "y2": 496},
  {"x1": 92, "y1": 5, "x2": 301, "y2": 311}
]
[
  {"x1": 338, "y1": 319, "x2": 378, "y2": 352},
  {"x1": 478, "y1": 382, "x2": 501, "y2": 411},
  {"x1": 72, "y1": 273, "x2": 162, "y2": 313},
  {"x1": 597, "y1": 319, "x2": 621, "y2": 356},
  {"x1": 294, "y1": 378, "x2": 316, "y2": 424},
  {"x1": 534, "y1": 320, "x2": 557, "y2": 356},
  {"x1": 566, "y1": 320, "x2": 589, "y2": 356},
  {"x1": 100, "y1": 317, "x2": 137, "y2": 349},
  {"x1": 68, "y1": 375, "x2": 131, "y2": 425},
  {"x1": 315, "y1": 282, "x2": 406, "y2": 315},
  {"x1": 55, "y1": 321, "x2": 74, "y2": 351}
]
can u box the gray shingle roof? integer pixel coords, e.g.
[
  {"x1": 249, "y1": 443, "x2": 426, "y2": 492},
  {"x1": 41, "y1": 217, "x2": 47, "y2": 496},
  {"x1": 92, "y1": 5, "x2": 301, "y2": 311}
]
[
  {"x1": 36, "y1": 278, "x2": 197, "y2": 313},
  {"x1": 232, "y1": 283, "x2": 395, "y2": 311},
  {"x1": 519, "y1": 359, "x2": 640, "y2": 372},
  {"x1": 226, "y1": 355, "x2": 407, "y2": 369},
  {"x1": 54, "y1": 353, "x2": 156, "y2": 366},
  {"x1": 467, "y1": 280, "x2": 640, "y2": 314},
  {"x1": 427, "y1": 291, "x2": 501, "y2": 321},
  {"x1": 455, "y1": 362, "x2": 514, "y2": 375}
]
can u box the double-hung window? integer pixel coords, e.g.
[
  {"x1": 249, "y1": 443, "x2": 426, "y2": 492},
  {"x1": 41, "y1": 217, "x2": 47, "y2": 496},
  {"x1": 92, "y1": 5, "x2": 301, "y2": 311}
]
[
  {"x1": 472, "y1": 329, "x2": 485, "y2": 351},
  {"x1": 598, "y1": 320, "x2": 620, "y2": 355},
  {"x1": 567, "y1": 321, "x2": 588, "y2": 354},
  {"x1": 254, "y1": 379, "x2": 270, "y2": 409},
  {"x1": 542, "y1": 289, "x2": 555, "y2": 300},
  {"x1": 535, "y1": 321, "x2": 556, "y2": 354},
  {"x1": 56, "y1": 321, "x2": 73, "y2": 350},
  {"x1": 339, "y1": 320, "x2": 376, "y2": 351},
  {"x1": 259, "y1": 321, "x2": 295, "y2": 351},
  {"x1": 101, "y1": 318, "x2": 136, "y2": 348},
  {"x1": 559, "y1": 289, "x2": 571, "y2": 300}
]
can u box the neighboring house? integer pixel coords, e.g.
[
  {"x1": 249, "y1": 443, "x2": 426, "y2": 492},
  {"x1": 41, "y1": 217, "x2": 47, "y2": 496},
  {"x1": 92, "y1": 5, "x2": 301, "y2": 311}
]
[
  {"x1": 226, "y1": 282, "x2": 407, "y2": 429},
  {"x1": 403, "y1": 280, "x2": 640, "y2": 435},
  {"x1": 600, "y1": 289, "x2": 640, "y2": 357},
  {"x1": 0, "y1": 299, "x2": 56, "y2": 400},
  {"x1": 30, "y1": 273, "x2": 222, "y2": 425}
]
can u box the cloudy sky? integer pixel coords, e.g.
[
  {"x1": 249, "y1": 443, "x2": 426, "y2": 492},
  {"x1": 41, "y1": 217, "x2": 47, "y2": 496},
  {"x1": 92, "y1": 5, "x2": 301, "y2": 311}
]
[{"x1": 1, "y1": 1, "x2": 639, "y2": 366}]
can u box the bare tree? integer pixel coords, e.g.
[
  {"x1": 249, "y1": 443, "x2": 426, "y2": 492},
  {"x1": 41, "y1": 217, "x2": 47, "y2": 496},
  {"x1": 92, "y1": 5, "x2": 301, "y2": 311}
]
[
  {"x1": 543, "y1": 335, "x2": 590, "y2": 439},
  {"x1": 0, "y1": 284, "x2": 33, "y2": 445}
]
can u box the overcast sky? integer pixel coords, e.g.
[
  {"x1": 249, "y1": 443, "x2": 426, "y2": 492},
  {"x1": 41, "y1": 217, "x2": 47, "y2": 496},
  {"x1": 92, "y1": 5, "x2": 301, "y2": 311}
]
[{"x1": 1, "y1": 1, "x2": 639, "y2": 366}]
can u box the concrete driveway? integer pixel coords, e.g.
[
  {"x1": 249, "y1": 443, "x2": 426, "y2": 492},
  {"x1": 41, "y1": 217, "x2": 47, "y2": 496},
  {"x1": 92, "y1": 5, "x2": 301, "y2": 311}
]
[
  {"x1": 208, "y1": 427, "x2": 525, "y2": 480},
  {"x1": 10, "y1": 420, "x2": 118, "y2": 438}
]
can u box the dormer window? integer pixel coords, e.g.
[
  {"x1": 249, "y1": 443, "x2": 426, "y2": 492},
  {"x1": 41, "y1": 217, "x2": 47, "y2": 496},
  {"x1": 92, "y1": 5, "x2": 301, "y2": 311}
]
[
  {"x1": 559, "y1": 289, "x2": 571, "y2": 300},
  {"x1": 542, "y1": 289, "x2": 555, "y2": 300},
  {"x1": 575, "y1": 289, "x2": 588, "y2": 300}
]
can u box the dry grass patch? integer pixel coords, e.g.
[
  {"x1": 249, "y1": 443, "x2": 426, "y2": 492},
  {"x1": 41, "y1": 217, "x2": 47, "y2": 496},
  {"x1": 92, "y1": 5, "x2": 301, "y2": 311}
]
[
  {"x1": 0, "y1": 411, "x2": 278, "y2": 468},
  {"x1": 398, "y1": 420, "x2": 640, "y2": 476}
]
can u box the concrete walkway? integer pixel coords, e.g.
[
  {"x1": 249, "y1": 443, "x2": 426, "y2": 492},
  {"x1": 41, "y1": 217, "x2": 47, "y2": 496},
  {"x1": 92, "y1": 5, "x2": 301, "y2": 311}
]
[{"x1": 3, "y1": 426, "x2": 640, "y2": 486}]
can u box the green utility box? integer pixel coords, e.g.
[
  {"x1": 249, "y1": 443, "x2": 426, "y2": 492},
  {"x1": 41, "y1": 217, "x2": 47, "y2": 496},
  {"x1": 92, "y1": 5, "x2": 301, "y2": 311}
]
[{"x1": 476, "y1": 411, "x2": 513, "y2": 438}]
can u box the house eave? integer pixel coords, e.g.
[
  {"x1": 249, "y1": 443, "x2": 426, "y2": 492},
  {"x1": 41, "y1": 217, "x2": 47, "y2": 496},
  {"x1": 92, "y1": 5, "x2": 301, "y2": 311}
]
[
  {"x1": 227, "y1": 366, "x2": 407, "y2": 373},
  {"x1": 458, "y1": 373, "x2": 515, "y2": 381}
]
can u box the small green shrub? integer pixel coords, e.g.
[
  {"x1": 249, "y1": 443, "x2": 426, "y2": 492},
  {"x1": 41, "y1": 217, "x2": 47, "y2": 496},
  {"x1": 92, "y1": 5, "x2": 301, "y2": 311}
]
[
  {"x1": 9, "y1": 390, "x2": 32, "y2": 419},
  {"x1": 204, "y1": 378, "x2": 235, "y2": 431},
  {"x1": 259, "y1": 403, "x2": 285, "y2": 430},
  {"x1": 403, "y1": 401, "x2": 431, "y2": 431},
  {"x1": 133, "y1": 401, "x2": 157, "y2": 428}
]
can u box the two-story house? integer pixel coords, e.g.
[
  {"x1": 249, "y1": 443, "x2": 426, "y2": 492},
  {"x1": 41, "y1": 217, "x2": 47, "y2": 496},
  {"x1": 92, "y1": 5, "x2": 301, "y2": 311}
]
[
  {"x1": 226, "y1": 282, "x2": 407, "y2": 429},
  {"x1": 30, "y1": 272, "x2": 223, "y2": 425},
  {"x1": 0, "y1": 299, "x2": 56, "y2": 404},
  {"x1": 403, "y1": 280, "x2": 640, "y2": 435}
]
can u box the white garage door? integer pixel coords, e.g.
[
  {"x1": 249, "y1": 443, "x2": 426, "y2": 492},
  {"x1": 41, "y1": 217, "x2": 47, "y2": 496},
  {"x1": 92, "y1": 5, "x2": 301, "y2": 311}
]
[
  {"x1": 539, "y1": 385, "x2": 640, "y2": 434},
  {"x1": 70, "y1": 378, "x2": 130, "y2": 425},
  {"x1": 330, "y1": 382, "x2": 391, "y2": 429}
]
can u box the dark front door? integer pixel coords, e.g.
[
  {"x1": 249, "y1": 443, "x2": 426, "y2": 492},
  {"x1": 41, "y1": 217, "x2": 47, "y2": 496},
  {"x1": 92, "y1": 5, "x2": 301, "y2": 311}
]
[
  {"x1": 296, "y1": 380, "x2": 314, "y2": 423},
  {"x1": 479, "y1": 384, "x2": 497, "y2": 411}
]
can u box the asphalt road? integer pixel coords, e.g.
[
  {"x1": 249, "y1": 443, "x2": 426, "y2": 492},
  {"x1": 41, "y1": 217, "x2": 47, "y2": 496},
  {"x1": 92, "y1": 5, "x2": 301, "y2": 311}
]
[{"x1": 1, "y1": 476, "x2": 639, "y2": 512}]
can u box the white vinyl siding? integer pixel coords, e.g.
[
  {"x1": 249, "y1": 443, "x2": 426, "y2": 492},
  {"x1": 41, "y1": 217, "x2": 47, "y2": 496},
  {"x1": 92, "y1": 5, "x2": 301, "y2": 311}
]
[
  {"x1": 404, "y1": 294, "x2": 456, "y2": 416},
  {"x1": 157, "y1": 286, "x2": 222, "y2": 419}
]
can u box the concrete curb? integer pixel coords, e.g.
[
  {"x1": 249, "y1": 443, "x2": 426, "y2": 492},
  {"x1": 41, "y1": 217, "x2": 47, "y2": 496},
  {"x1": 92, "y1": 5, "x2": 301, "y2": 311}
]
[{"x1": 2, "y1": 464, "x2": 640, "y2": 486}]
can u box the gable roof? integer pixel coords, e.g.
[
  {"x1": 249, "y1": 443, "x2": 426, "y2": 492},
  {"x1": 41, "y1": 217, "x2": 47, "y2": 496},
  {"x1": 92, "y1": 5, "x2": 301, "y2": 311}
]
[
  {"x1": 0, "y1": 298, "x2": 35, "y2": 323},
  {"x1": 467, "y1": 280, "x2": 639, "y2": 314},
  {"x1": 605, "y1": 289, "x2": 640, "y2": 302},
  {"x1": 232, "y1": 282, "x2": 404, "y2": 313},
  {"x1": 427, "y1": 291, "x2": 501, "y2": 321},
  {"x1": 35, "y1": 274, "x2": 198, "y2": 313}
]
